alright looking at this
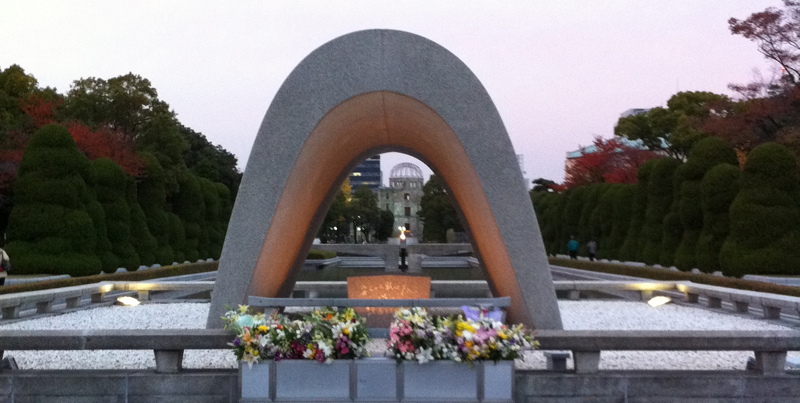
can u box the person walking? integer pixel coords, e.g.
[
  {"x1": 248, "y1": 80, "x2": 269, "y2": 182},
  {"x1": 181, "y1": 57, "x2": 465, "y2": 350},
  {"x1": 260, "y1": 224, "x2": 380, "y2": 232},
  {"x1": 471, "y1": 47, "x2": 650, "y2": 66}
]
[
  {"x1": 567, "y1": 236, "x2": 579, "y2": 260},
  {"x1": 0, "y1": 247, "x2": 9, "y2": 285},
  {"x1": 587, "y1": 239, "x2": 598, "y2": 262}
]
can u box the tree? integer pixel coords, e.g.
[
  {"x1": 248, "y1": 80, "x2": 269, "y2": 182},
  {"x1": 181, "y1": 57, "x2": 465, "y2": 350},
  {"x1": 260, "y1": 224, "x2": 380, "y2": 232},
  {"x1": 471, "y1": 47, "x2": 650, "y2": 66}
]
[
  {"x1": 720, "y1": 143, "x2": 800, "y2": 276},
  {"x1": 607, "y1": 184, "x2": 636, "y2": 260},
  {"x1": 673, "y1": 138, "x2": 739, "y2": 271},
  {"x1": 619, "y1": 159, "x2": 657, "y2": 261},
  {"x1": 658, "y1": 163, "x2": 687, "y2": 267},
  {"x1": 564, "y1": 136, "x2": 659, "y2": 188},
  {"x1": 174, "y1": 174, "x2": 205, "y2": 261},
  {"x1": 374, "y1": 209, "x2": 395, "y2": 242},
  {"x1": 63, "y1": 73, "x2": 165, "y2": 138},
  {"x1": 181, "y1": 125, "x2": 241, "y2": 196},
  {"x1": 730, "y1": 1, "x2": 800, "y2": 88},
  {"x1": 640, "y1": 158, "x2": 682, "y2": 265},
  {"x1": 5, "y1": 125, "x2": 101, "y2": 275},
  {"x1": 592, "y1": 184, "x2": 620, "y2": 259},
  {"x1": 137, "y1": 153, "x2": 175, "y2": 265},
  {"x1": 696, "y1": 164, "x2": 740, "y2": 273},
  {"x1": 531, "y1": 178, "x2": 558, "y2": 192},
  {"x1": 419, "y1": 175, "x2": 462, "y2": 243},
  {"x1": 66, "y1": 121, "x2": 141, "y2": 176},
  {"x1": 615, "y1": 92, "x2": 729, "y2": 159},
  {"x1": 127, "y1": 175, "x2": 158, "y2": 266},
  {"x1": 93, "y1": 158, "x2": 139, "y2": 270}
]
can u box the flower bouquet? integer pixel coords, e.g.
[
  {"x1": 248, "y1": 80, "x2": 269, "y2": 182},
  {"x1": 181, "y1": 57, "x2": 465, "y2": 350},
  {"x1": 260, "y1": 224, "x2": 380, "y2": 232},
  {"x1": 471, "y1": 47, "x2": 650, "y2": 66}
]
[
  {"x1": 222, "y1": 305, "x2": 370, "y2": 366},
  {"x1": 387, "y1": 307, "x2": 537, "y2": 364}
]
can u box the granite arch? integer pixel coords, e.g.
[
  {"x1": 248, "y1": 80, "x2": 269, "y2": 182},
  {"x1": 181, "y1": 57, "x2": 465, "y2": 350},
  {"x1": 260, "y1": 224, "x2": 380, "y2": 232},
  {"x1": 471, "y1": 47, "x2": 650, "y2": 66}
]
[{"x1": 208, "y1": 29, "x2": 562, "y2": 330}]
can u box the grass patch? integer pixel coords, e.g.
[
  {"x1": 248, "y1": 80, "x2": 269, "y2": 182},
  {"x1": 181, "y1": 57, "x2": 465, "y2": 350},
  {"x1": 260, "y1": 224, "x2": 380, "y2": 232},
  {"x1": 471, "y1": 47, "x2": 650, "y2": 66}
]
[
  {"x1": 549, "y1": 257, "x2": 800, "y2": 298},
  {"x1": 296, "y1": 267, "x2": 485, "y2": 282},
  {"x1": 0, "y1": 261, "x2": 219, "y2": 295}
]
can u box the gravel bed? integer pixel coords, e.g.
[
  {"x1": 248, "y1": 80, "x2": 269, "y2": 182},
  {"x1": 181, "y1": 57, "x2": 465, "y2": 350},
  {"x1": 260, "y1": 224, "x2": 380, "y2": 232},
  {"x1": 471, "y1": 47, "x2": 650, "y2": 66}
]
[{"x1": 1, "y1": 301, "x2": 796, "y2": 371}]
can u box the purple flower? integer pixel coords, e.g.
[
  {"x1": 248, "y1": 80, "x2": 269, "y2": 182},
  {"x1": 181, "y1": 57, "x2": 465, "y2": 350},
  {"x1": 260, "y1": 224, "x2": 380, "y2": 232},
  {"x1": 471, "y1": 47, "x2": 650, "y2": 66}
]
[{"x1": 232, "y1": 338, "x2": 241, "y2": 347}]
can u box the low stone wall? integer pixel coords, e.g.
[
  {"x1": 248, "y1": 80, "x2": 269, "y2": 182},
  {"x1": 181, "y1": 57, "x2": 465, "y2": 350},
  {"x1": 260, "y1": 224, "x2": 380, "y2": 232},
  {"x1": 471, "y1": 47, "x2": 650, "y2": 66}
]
[
  {"x1": 515, "y1": 370, "x2": 800, "y2": 402},
  {"x1": 0, "y1": 369, "x2": 797, "y2": 402},
  {"x1": 0, "y1": 369, "x2": 239, "y2": 403}
]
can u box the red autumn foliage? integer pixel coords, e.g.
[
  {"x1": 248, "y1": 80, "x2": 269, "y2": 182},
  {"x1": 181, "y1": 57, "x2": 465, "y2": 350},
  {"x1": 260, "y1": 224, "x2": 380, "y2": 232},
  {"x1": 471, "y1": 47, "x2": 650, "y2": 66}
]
[
  {"x1": 20, "y1": 95, "x2": 60, "y2": 128},
  {"x1": 66, "y1": 122, "x2": 142, "y2": 176},
  {"x1": 564, "y1": 136, "x2": 660, "y2": 189}
]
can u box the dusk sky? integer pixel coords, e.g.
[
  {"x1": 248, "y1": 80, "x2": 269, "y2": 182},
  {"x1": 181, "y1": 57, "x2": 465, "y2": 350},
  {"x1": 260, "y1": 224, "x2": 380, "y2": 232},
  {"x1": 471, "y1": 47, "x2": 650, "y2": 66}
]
[{"x1": 1, "y1": 1, "x2": 780, "y2": 185}]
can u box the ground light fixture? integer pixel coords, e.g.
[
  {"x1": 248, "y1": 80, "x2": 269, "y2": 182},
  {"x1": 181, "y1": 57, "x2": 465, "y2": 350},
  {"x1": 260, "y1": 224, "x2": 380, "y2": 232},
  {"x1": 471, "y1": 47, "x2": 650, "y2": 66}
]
[
  {"x1": 116, "y1": 296, "x2": 141, "y2": 307},
  {"x1": 647, "y1": 295, "x2": 671, "y2": 308}
]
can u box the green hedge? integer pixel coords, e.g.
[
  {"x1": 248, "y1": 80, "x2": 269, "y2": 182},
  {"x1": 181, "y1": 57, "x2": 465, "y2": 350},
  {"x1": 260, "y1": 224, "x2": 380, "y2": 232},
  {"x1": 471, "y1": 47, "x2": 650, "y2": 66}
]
[
  {"x1": 720, "y1": 143, "x2": 800, "y2": 277},
  {"x1": 0, "y1": 261, "x2": 219, "y2": 295},
  {"x1": 674, "y1": 138, "x2": 738, "y2": 271},
  {"x1": 137, "y1": 153, "x2": 174, "y2": 265},
  {"x1": 659, "y1": 163, "x2": 687, "y2": 267},
  {"x1": 549, "y1": 257, "x2": 800, "y2": 298},
  {"x1": 606, "y1": 184, "x2": 635, "y2": 260},
  {"x1": 641, "y1": 158, "x2": 682, "y2": 265},
  {"x1": 5, "y1": 125, "x2": 101, "y2": 276},
  {"x1": 93, "y1": 158, "x2": 139, "y2": 270},
  {"x1": 696, "y1": 163, "x2": 740, "y2": 273},
  {"x1": 619, "y1": 159, "x2": 656, "y2": 261}
]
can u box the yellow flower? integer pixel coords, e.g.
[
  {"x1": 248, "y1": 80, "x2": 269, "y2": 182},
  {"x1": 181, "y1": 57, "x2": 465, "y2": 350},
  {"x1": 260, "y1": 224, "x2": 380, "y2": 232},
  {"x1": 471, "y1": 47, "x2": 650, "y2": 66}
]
[{"x1": 257, "y1": 325, "x2": 267, "y2": 333}]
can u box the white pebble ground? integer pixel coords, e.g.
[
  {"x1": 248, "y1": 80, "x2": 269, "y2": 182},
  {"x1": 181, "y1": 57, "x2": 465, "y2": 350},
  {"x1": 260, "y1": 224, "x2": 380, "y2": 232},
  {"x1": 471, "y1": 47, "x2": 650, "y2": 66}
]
[{"x1": 1, "y1": 301, "x2": 796, "y2": 371}]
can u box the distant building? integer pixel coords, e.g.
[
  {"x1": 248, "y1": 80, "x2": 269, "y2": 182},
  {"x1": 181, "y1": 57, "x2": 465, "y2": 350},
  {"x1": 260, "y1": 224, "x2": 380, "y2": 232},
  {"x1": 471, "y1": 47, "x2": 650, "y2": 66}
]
[
  {"x1": 376, "y1": 163, "x2": 425, "y2": 238},
  {"x1": 349, "y1": 155, "x2": 382, "y2": 191},
  {"x1": 565, "y1": 137, "x2": 668, "y2": 174},
  {"x1": 620, "y1": 108, "x2": 651, "y2": 118}
]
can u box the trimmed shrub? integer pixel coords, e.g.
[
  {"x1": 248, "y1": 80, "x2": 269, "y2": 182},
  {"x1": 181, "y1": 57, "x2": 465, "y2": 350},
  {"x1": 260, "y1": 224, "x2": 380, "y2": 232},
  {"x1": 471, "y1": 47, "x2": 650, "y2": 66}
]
[
  {"x1": 127, "y1": 176, "x2": 158, "y2": 266},
  {"x1": 581, "y1": 184, "x2": 608, "y2": 255},
  {"x1": 696, "y1": 164, "x2": 740, "y2": 273},
  {"x1": 641, "y1": 158, "x2": 682, "y2": 265},
  {"x1": 93, "y1": 158, "x2": 139, "y2": 270},
  {"x1": 619, "y1": 159, "x2": 657, "y2": 261},
  {"x1": 168, "y1": 212, "x2": 186, "y2": 263},
  {"x1": 606, "y1": 184, "x2": 636, "y2": 260},
  {"x1": 592, "y1": 184, "x2": 619, "y2": 259},
  {"x1": 558, "y1": 187, "x2": 589, "y2": 253},
  {"x1": 216, "y1": 182, "x2": 232, "y2": 252},
  {"x1": 720, "y1": 143, "x2": 800, "y2": 277},
  {"x1": 659, "y1": 164, "x2": 688, "y2": 267},
  {"x1": 5, "y1": 124, "x2": 101, "y2": 276},
  {"x1": 674, "y1": 138, "x2": 738, "y2": 271},
  {"x1": 548, "y1": 257, "x2": 800, "y2": 298},
  {"x1": 137, "y1": 153, "x2": 174, "y2": 265},
  {"x1": 201, "y1": 178, "x2": 223, "y2": 259},
  {"x1": 175, "y1": 174, "x2": 205, "y2": 262},
  {"x1": 546, "y1": 193, "x2": 567, "y2": 254},
  {"x1": 86, "y1": 178, "x2": 118, "y2": 272}
]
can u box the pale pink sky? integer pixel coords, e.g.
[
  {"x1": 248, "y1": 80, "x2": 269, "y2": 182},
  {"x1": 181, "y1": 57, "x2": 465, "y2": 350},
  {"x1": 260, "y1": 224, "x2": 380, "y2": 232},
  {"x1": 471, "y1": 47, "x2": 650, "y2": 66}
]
[{"x1": 0, "y1": 1, "x2": 779, "y2": 185}]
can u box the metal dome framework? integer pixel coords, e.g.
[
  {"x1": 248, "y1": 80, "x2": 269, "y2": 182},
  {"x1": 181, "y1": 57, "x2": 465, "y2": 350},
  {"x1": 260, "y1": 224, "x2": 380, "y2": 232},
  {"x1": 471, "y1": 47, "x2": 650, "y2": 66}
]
[{"x1": 389, "y1": 162, "x2": 423, "y2": 179}]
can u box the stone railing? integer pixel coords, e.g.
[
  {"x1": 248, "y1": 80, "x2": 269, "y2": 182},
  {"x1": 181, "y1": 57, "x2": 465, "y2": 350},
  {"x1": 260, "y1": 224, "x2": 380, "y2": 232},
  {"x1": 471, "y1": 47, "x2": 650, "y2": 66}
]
[
  {"x1": 0, "y1": 281, "x2": 214, "y2": 319},
  {"x1": 0, "y1": 329, "x2": 797, "y2": 375},
  {"x1": 293, "y1": 280, "x2": 800, "y2": 320}
]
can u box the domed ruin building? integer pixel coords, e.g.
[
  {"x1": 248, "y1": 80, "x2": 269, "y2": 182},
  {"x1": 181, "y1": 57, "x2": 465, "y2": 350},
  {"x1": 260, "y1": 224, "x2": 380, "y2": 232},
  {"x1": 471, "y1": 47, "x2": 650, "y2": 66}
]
[{"x1": 377, "y1": 163, "x2": 425, "y2": 238}]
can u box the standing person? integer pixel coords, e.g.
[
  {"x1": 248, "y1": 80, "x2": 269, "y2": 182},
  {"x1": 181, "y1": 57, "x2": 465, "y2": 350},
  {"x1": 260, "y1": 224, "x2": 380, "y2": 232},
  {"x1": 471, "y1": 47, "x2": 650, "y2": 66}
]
[
  {"x1": 587, "y1": 239, "x2": 598, "y2": 262},
  {"x1": 0, "y1": 247, "x2": 8, "y2": 285},
  {"x1": 567, "y1": 236, "x2": 579, "y2": 260}
]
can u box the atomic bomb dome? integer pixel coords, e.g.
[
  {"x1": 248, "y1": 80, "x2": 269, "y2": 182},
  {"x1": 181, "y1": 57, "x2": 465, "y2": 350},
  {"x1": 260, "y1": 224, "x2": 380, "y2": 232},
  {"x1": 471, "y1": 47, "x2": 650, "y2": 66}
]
[{"x1": 389, "y1": 163, "x2": 423, "y2": 179}]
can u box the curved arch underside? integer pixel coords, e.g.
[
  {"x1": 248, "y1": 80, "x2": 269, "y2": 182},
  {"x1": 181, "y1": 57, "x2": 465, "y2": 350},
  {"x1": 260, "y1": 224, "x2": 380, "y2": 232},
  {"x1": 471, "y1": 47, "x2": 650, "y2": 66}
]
[{"x1": 208, "y1": 29, "x2": 562, "y2": 330}]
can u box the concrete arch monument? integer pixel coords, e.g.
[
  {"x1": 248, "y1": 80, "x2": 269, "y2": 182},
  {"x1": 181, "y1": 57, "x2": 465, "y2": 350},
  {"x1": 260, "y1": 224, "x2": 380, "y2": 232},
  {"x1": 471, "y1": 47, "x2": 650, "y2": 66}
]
[{"x1": 207, "y1": 29, "x2": 562, "y2": 330}]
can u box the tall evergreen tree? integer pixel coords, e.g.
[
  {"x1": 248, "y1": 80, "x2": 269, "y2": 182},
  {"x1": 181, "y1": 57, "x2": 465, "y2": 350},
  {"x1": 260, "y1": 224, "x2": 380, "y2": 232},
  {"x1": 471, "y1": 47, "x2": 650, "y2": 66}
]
[
  {"x1": 673, "y1": 138, "x2": 739, "y2": 270},
  {"x1": 696, "y1": 164, "x2": 740, "y2": 273},
  {"x1": 641, "y1": 158, "x2": 682, "y2": 265},
  {"x1": 619, "y1": 159, "x2": 657, "y2": 261},
  {"x1": 93, "y1": 158, "x2": 139, "y2": 270},
  {"x1": 720, "y1": 143, "x2": 800, "y2": 276},
  {"x1": 5, "y1": 124, "x2": 101, "y2": 275}
]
